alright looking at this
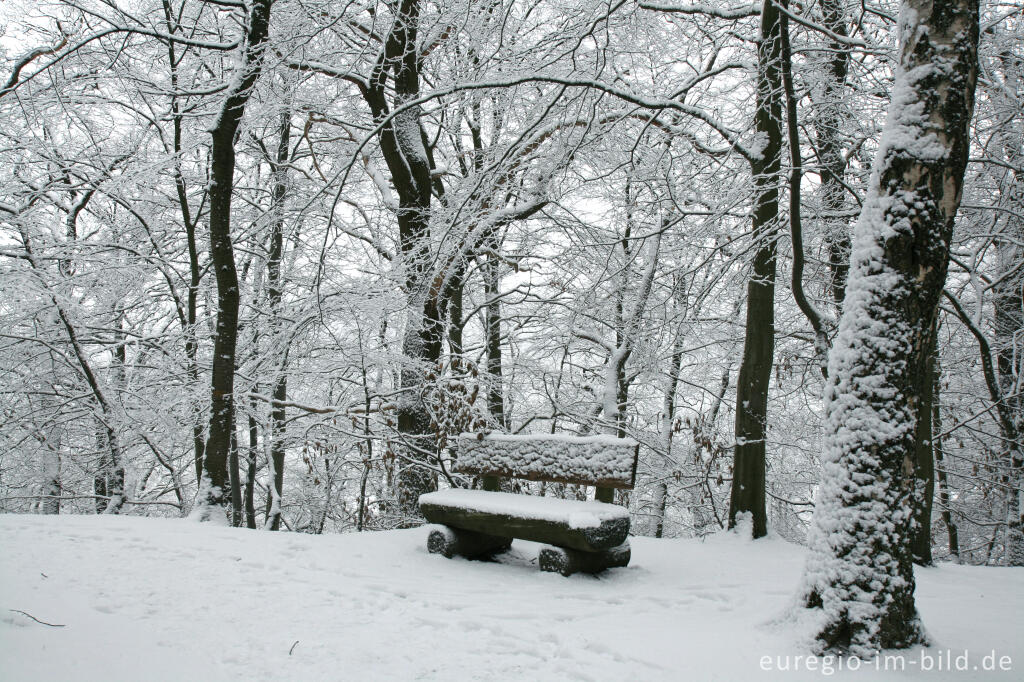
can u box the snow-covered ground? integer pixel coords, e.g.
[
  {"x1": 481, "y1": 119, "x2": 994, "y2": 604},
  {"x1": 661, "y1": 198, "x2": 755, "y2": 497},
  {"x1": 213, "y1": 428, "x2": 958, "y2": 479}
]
[{"x1": 1, "y1": 515, "x2": 1021, "y2": 681}]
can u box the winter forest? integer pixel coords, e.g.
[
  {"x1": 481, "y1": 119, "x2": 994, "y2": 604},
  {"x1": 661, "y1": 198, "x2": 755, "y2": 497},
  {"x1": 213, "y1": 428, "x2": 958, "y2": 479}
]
[{"x1": 1, "y1": 0, "x2": 1023, "y2": 678}]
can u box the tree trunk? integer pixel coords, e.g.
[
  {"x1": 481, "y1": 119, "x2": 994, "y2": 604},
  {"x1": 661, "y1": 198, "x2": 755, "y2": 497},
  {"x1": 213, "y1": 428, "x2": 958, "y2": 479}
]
[
  {"x1": 265, "y1": 381, "x2": 286, "y2": 530},
  {"x1": 653, "y1": 276, "x2": 687, "y2": 538},
  {"x1": 800, "y1": 0, "x2": 979, "y2": 655},
  {"x1": 480, "y1": 245, "x2": 506, "y2": 493},
  {"x1": 229, "y1": 416, "x2": 242, "y2": 527},
  {"x1": 264, "y1": 109, "x2": 291, "y2": 532},
  {"x1": 197, "y1": 0, "x2": 273, "y2": 520},
  {"x1": 993, "y1": 143, "x2": 1024, "y2": 564},
  {"x1": 911, "y1": 325, "x2": 937, "y2": 565},
  {"x1": 245, "y1": 403, "x2": 257, "y2": 529},
  {"x1": 932, "y1": 358, "x2": 959, "y2": 561},
  {"x1": 483, "y1": 248, "x2": 506, "y2": 430},
  {"x1": 359, "y1": 0, "x2": 443, "y2": 523},
  {"x1": 729, "y1": 0, "x2": 783, "y2": 539},
  {"x1": 162, "y1": 0, "x2": 206, "y2": 489},
  {"x1": 39, "y1": 447, "x2": 61, "y2": 514},
  {"x1": 814, "y1": 0, "x2": 852, "y2": 307},
  {"x1": 446, "y1": 262, "x2": 464, "y2": 356}
]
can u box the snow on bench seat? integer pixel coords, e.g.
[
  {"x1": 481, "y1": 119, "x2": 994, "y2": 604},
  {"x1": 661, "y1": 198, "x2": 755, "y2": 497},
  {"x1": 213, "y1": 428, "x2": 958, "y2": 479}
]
[
  {"x1": 418, "y1": 489, "x2": 630, "y2": 552},
  {"x1": 454, "y1": 434, "x2": 639, "y2": 489}
]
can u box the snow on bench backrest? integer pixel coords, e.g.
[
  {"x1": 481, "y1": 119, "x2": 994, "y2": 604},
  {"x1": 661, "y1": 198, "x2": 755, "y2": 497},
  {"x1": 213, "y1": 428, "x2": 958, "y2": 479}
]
[{"x1": 454, "y1": 434, "x2": 639, "y2": 489}]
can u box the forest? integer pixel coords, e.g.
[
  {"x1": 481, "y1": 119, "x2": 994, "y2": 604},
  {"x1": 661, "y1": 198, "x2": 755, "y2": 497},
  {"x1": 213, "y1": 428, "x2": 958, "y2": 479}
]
[{"x1": 1, "y1": 0, "x2": 1022, "y2": 669}]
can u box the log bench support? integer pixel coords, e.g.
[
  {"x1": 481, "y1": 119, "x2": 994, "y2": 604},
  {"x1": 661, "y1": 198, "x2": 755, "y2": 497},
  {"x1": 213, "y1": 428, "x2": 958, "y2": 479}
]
[
  {"x1": 426, "y1": 524, "x2": 512, "y2": 559},
  {"x1": 419, "y1": 434, "x2": 639, "y2": 576},
  {"x1": 538, "y1": 542, "x2": 631, "y2": 576}
]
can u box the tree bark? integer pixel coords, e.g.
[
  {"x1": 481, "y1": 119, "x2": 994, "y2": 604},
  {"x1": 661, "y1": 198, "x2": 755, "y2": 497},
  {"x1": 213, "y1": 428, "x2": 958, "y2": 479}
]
[
  {"x1": 162, "y1": 0, "x2": 206, "y2": 489},
  {"x1": 264, "y1": 109, "x2": 291, "y2": 531},
  {"x1": 245, "y1": 402, "x2": 257, "y2": 529},
  {"x1": 655, "y1": 277, "x2": 687, "y2": 537},
  {"x1": 229, "y1": 416, "x2": 242, "y2": 526},
  {"x1": 729, "y1": 0, "x2": 783, "y2": 539},
  {"x1": 197, "y1": 0, "x2": 273, "y2": 520},
  {"x1": 814, "y1": 0, "x2": 853, "y2": 307},
  {"x1": 483, "y1": 248, "x2": 506, "y2": 430},
  {"x1": 358, "y1": 0, "x2": 443, "y2": 522},
  {"x1": 911, "y1": 325, "x2": 937, "y2": 565},
  {"x1": 800, "y1": 0, "x2": 979, "y2": 655},
  {"x1": 931, "y1": 357, "x2": 959, "y2": 561}
]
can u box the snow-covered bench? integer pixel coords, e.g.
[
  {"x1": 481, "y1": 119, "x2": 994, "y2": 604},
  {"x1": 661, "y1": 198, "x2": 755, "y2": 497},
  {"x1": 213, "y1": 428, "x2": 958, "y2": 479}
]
[{"x1": 419, "y1": 434, "x2": 638, "y2": 576}]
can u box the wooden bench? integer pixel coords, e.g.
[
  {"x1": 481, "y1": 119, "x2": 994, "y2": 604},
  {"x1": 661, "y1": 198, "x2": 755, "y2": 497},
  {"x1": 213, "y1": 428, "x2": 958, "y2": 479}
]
[{"x1": 418, "y1": 434, "x2": 639, "y2": 576}]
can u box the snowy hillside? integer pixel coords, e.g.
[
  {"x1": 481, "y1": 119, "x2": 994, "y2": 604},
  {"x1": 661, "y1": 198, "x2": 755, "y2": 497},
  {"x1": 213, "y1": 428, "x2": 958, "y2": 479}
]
[{"x1": 1, "y1": 515, "x2": 1021, "y2": 681}]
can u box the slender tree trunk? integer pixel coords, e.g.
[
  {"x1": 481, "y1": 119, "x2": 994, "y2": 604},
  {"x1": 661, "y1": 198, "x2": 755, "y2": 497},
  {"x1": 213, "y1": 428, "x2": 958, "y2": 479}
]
[
  {"x1": 815, "y1": 0, "x2": 852, "y2": 307},
  {"x1": 39, "y1": 448, "x2": 61, "y2": 514},
  {"x1": 911, "y1": 325, "x2": 937, "y2": 565},
  {"x1": 197, "y1": 0, "x2": 273, "y2": 520},
  {"x1": 93, "y1": 424, "x2": 109, "y2": 513},
  {"x1": 593, "y1": 225, "x2": 662, "y2": 504},
  {"x1": 655, "y1": 280, "x2": 686, "y2": 537},
  {"x1": 18, "y1": 215, "x2": 126, "y2": 515},
  {"x1": 483, "y1": 248, "x2": 505, "y2": 429},
  {"x1": 446, "y1": 263, "x2": 464, "y2": 356},
  {"x1": 781, "y1": 3, "x2": 829, "y2": 375},
  {"x1": 264, "y1": 109, "x2": 291, "y2": 531},
  {"x1": 265, "y1": 383, "x2": 286, "y2": 530},
  {"x1": 481, "y1": 245, "x2": 505, "y2": 493},
  {"x1": 229, "y1": 415, "x2": 242, "y2": 526},
  {"x1": 729, "y1": 0, "x2": 783, "y2": 539},
  {"x1": 245, "y1": 402, "x2": 257, "y2": 529},
  {"x1": 931, "y1": 351, "x2": 959, "y2": 561},
  {"x1": 162, "y1": 0, "x2": 206, "y2": 489},
  {"x1": 800, "y1": 0, "x2": 979, "y2": 655},
  {"x1": 32, "y1": 237, "x2": 126, "y2": 513}
]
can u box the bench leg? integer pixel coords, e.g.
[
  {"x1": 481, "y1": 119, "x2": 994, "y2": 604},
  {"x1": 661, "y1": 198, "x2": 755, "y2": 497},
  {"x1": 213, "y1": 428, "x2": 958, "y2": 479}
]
[
  {"x1": 538, "y1": 541, "x2": 631, "y2": 576},
  {"x1": 426, "y1": 524, "x2": 512, "y2": 559}
]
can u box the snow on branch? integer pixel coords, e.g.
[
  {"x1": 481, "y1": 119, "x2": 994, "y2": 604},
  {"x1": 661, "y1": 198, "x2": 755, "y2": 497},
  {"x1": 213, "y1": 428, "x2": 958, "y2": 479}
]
[{"x1": 638, "y1": 2, "x2": 760, "y2": 19}]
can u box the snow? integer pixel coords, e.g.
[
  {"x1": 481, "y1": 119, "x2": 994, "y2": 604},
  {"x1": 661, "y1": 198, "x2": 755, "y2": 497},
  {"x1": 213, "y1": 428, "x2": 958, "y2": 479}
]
[
  {"x1": 418, "y1": 489, "x2": 629, "y2": 529},
  {"x1": 1, "y1": 515, "x2": 1021, "y2": 681},
  {"x1": 456, "y1": 434, "x2": 638, "y2": 487}
]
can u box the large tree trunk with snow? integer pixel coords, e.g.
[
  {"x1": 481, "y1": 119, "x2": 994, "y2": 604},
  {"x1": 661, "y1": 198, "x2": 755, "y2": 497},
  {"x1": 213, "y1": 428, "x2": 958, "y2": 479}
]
[
  {"x1": 729, "y1": 0, "x2": 783, "y2": 540},
  {"x1": 800, "y1": 0, "x2": 979, "y2": 655}
]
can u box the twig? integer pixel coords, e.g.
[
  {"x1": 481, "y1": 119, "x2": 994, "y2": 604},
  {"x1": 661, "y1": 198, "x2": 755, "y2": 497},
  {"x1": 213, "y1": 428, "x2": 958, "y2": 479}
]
[
  {"x1": 10, "y1": 609, "x2": 65, "y2": 627},
  {"x1": 289, "y1": 640, "x2": 299, "y2": 655}
]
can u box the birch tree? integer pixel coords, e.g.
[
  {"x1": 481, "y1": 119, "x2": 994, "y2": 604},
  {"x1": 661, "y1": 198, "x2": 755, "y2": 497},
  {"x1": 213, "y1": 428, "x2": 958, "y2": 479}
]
[{"x1": 799, "y1": 0, "x2": 980, "y2": 655}]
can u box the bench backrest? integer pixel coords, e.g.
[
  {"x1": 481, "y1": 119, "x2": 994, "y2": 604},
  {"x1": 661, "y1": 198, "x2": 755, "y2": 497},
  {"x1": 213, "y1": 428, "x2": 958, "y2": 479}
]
[{"x1": 454, "y1": 434, "x2": 639, "y2": 489}]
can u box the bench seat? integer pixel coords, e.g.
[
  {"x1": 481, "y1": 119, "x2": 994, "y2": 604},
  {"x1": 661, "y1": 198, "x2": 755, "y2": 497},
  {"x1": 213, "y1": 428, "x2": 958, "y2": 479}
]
[{"x1": 419, "y1": 489, "x2": 630, "y2": 552}]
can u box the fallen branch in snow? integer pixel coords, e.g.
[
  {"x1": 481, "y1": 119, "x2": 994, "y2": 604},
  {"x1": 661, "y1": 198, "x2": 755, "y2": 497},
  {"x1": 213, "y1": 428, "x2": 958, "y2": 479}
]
[{"x1": 10, "y1": 610, "x2": 65, "y2": 627}]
